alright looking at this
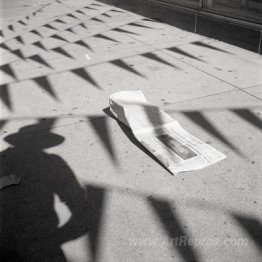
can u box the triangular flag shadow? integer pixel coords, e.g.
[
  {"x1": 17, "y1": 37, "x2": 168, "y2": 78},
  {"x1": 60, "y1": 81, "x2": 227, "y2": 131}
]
[
  {"x1": 232, "y1": 109, "x2": 262, "y2": 131},
  {"x1": 15, "y1": 35, "x2": 24, "y2": 44},
  {"x1": 34, "y1": 76, "x2": 58, "y2": 100},
  {"x1": 18, "y1": 20, "x2": 27, "y2": 26},
  {"x1": 76, "y1": 10, "x2": 86, "y2": 15},
  {"x1": 85, "y1": 185, "x2": 105, "y2": 262},
  {"x1": 33, "y1": 41, "x2": 46, "y2": 50},
  {"x1": 28, "y1": 54, "x2": 53, "y2": 69},
  {"x1": 54, "y1": 19, "x2": 67, "y2": 25},
  {"x1": 192, "y1": 41, "x2": 230, "y2": 54},
  {"x1": 183, "y1": 111, "x2": 244, "y2": 156},
  {"x1": 102, "y1": 13, "x2": 111, "y2": 18},
  {"x1": 167, "y1": 47, "x2": 204, "y2": 62},
  {"x1": 113, "y1": 27, "x2": 139, "y2": 35},
  {"x1": 51, "y1": 34, "x2": 67, "y2": 42},
  {"x1": 0, "y1": 84, "x2": 12, "y2": 111},
  {"x1": 88, "y1": 116, "x2": 117, "y2": 163},
  {"x1": 8, "y1": 24, "x2": 14, "y2": 32},
  {"x1": 52, "y1": 47, "x2": 73, "y2": 58},
  {"x1": 12, "y1": 49, "x2": 24, "y2": 59},
  {"x1": 67, "y1": 13, "x2": 78, "y2": 19},
  {"x1": 45, "y1": 24, "x2": 57, "y2": 30},
  {"x1": 142, "y1": 52, "x2": 177, "y2": 68},
  {"x1": 84, "y1": 6, "x2": 97, "y2": 10},
  {"x1": 232, "y1": 214, "x2": 262, "y2": 251},
  {"x1": 0, "y1": 120, "x2": 7, "y2": 131},
  {"x1": 75, "y1": 40, "x2": 93, "y2": 51},
  {"x1": 91, "y1": 17, "x2": 104, "y2": 23},
  {"x1": 110, "y1": 9, "x2": 125, "y2": 13},
  {"x1": 79, "y1": 23, "x2": 88, "y2": 29},
  {"x1": 0, "y1": 43, "x2": 11, "y2": 51},
  {"x1": 66, "y1": 28, "x2": 75, "y2": 34},
  {"x1": 94, "y1": 34, "x2": 119, "y2": 43},
  {"x1": 0, "y1": 64, "x2": 17, "y2": 79},
  {"x1": 148, "y1": 197, "x2": 201, "y2": 262},
  {"x1": 111, "y1": 59, "x2": 144, "y2": 77},
  {"x1": 72, "y1": 68, "x2": 101, "y2": 89},
  {"x1": 128, "y1": 22, "x2": 154, "y2": 29},
  {"x1": 30, "y1": 29, "x2": 42, "y2": 38}
]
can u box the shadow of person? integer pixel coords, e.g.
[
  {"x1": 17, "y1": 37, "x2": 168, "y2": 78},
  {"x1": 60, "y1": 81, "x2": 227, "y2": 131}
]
[{"x1": 0, "y1": 122, "x2": 91, "y2": 262}]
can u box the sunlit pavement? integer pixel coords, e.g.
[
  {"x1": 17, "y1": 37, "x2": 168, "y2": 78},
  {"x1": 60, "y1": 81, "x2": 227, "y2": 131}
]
[{"x1": 0, "y1": 0, "x2": 261, "y2": 261}]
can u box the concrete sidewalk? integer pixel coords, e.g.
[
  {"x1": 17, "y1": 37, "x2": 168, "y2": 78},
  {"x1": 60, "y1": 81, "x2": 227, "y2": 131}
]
[{"x1": 0, "y1": 0, "x2": 261, "y2": 261}]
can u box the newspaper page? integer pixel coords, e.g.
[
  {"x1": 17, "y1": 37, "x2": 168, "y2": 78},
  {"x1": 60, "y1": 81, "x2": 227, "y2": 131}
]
[{"x1": 109, "y1": 90, "x2": 226, "y2": 174}]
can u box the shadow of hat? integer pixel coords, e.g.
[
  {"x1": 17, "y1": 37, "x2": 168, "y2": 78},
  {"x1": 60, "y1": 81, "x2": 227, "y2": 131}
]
[{"x1": 4, "y1": 123, "x2": 65, "y2": 149}]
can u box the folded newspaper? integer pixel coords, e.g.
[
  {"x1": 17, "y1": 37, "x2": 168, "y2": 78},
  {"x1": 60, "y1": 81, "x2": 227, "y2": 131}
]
[{"x1": 109, "y1": 90, "x2": 226, "y2": 174}]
